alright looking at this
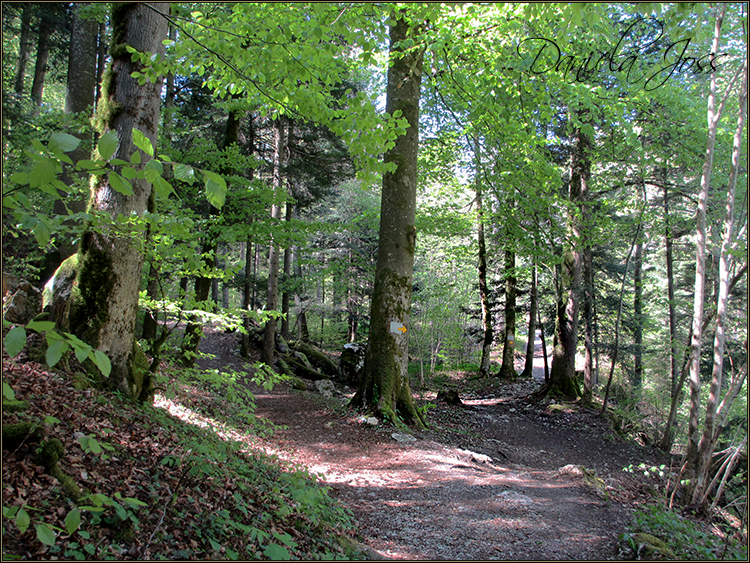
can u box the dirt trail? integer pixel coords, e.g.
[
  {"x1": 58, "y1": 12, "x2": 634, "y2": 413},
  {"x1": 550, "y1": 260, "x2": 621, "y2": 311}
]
[{"x1": 197, "y1": 328, "x2": 667, "y2": 560}]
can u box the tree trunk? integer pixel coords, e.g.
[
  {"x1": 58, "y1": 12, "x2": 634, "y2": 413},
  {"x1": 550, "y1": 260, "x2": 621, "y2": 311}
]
[
  {"x1": 691, "y1": 55, "x2": 747, "y2": 507},
  {"x1": 633, "y1": 239, "x2": 644, "y2": 392},
  {"x1": 499, "y1": 244, "x2": 517, "y2": 378},
  {"x1": 521, "y1": 260, "x2": 538, "y2": 379},
  {"x1": 262, "y1": 116, "x2": 286, "y2": 365},
  {"x1": 475, "y1": 144, "x2": 493, "y2": 378},
  {"x1": 240, "y1": 237, "x2": 253, "y2": 358},
  {"x1": 281, "y1": 203, "x2": 292, "y2": 340},
  {"x1": 350, "y1": 12, "x2": 426, "y2": 427},
  {"x1": 67, "y1": 2, "x2": 168, "y2": 403},
  {"x1": 13, "y1": 3, "x2": 33, "y2": 94},
  {"x1": 95, "y1": 21, "x2": 107, "y2": 108},
  {"x1": 294, "y1": 239, "x2": 310, "y2": 342},
  {"x1": 582, "y1": 243, "x2": 595, "y2": 403},
  {"x1": 685, "y1": 4, "x2": 727, "y2": 482},
  {"x1": 31, "y1": 8, "x2": 53, "y2": 110},
  {"x1": 548, "y1": 110, "x2": 590, "y2": 399},
  {"x1": 538, "y1": 309, "x2": 550, "y2": 382}
]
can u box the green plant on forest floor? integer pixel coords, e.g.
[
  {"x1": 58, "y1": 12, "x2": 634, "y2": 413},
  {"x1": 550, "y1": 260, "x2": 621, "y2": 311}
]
[{"x1": 623, "y1": 504, "x2": 748, "y2": 560}]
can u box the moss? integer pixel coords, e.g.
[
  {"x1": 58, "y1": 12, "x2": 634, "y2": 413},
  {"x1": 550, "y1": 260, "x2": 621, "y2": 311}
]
[
  {"x1": 4, "y1": 421, "x2": 43, "y2": 451},
  {"x1": 3, "y1": 400, "x2": 30, "y2": 413},
  {"x1": 131, "y1": 340, "x2": 153, "y2": 404},
  {"x1": 71, "y1": 371, "x2": 95, "y2": 390},
  {"x1": 632, "y1": 532, "x2": 676, "y2": 560},
  {"x1": 36, "y1": 438, "x2": 65, "y2": 471},
  {"x1": 69, "y1": 237, "x2": 115, "y2": 346}
]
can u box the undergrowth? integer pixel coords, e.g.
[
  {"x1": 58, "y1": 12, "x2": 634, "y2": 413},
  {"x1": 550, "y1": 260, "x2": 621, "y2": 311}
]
[{"x1": 2, "y1": 355, "x2": 362, "y2": 560}]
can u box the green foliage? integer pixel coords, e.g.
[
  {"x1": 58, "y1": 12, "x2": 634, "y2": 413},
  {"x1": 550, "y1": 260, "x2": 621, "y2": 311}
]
[{"x1": 625, "y1": 505, "x2": 748, "y2": 560}]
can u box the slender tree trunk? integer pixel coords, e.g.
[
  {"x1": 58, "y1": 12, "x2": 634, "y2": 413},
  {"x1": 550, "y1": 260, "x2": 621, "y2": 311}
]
[
  {"x1": 13, "y1": 3, "x2": 33, "y2": 94},
  {"x1": 691, "y1": 56, "x2": 747, "y2": 507},
  {"x1": 31, "y1": 9, "x2": 53, "y2": 110},
  {"x1": 475, "y1": 145, "x2": 493, "y2": 378},
  {"x1": 538, "y1": 309, "x2": 550, "y2": 382},
  {"x1": 294, "y1": 239, "x2": 310, "y2": 342},
  {"x1": 262, "y1": 117, "x2": 286, "y2": 365},
  {"x1": 633, "y1": 239, "x2": 644, "y2": 392},
  {"x1": 281, "y1": 203, "x2": 292, "y2": 340},
  {"x1": 240, "y1": 237, "x2": 253, "y2": 358},
  {"x1": 500, "y1": 244, "x2": 518, "y2": 378},
  {"x1": 685, "y1": 4, "x2": 727, "y2": 480},
  {"x1": 582, "y1": 243, "x2": 595, "y2": 403},
  {"x1": 350, "y1": 12, "x2": 426, "y2": 427},
  {"x1": 522, "y1": 260, "x2": 538, "y2": 378},
  {"x1": 67, "y1": 2, "x2": 168, "y2": 403}
]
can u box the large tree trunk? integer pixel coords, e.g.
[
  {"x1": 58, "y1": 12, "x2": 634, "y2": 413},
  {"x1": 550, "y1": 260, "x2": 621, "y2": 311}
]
[
  {"x1": 67, "y1": 3, "x2": 168, "y2": 403},
  {"x1": 499, "y1": 244, "x2": 518, "y2": 378},
  {"x1": 350, "y1": 12, "x2": 425, "y2": 427},
  {"x1": 684, "y1": 4, "x2": 727, "y2": 482},
  {"x1": 262, "y1": 117, "x2": 286, "y2": 365},
  {"x1": 690, "y1": 55, "x2": 747, "y2": 507},
  {"x1": 547, "y1": 110, "x2": 590, "y2": 399},
  {"x1": 13, "y1": 3, "x2": 34, "y2": 94}
]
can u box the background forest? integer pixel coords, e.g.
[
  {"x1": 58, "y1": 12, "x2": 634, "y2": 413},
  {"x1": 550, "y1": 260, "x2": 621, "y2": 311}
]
[{"x1": 2, "y1": 2, "x2": 747, "y2": 559}]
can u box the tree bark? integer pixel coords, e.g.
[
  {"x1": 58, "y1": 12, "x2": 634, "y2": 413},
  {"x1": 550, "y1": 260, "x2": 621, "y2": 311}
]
[
  {"x1": 262, "y1": 116, "x2": 286, "y2": 365},
  {"x1": 582, "y1": 243, "x2": 595, "y2": 403},
  {"x1": 633, "y1": 238, "x2": 644, "y2": 391},
  {"x1": 691, "y1": 55, "x2": 747, "y2": 506},
  {"x1": 521, "y1": 260, "x2": 538, "y2": 379},
  {"x1": 14, "y1": 3, "x2": 34, "y2": 95},
  {"x1": 475, "y1": 144, "x2": 493, "y2": 378},
  {"x1": 281, "y1": 203, "x2": 293, "y2": 340},
  {"x1": 685, "y1": 4, "x2": 727, "y2": 481},
  {"x1": 499, "y1": 244, "x2": 518, "y2": 378},
  {"x1": 350, "y1": 12, "x2": 426, "y2": 427},
  {"x1": 31, "y1": 7, "x2": 53, "y2": 110},
  {"x1": 67, "y1": 2, "x2": 168, "y2": 403},
  {"x1": 547, "y1": 110, "x2": 590, "y2": 399}
]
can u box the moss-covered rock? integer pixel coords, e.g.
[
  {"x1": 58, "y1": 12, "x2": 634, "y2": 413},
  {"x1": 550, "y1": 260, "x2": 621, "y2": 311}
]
[
  {"x1": 631, "y1": 532, "x2": 676, "y2": 560},
  {"x1": 35, "y1": 438, "x2": 82, "y2": 501},
  {"x1": 2, "y1": 399, "x2": 30, "y2": 413},
  {"x1": 3, "y1": 421, "x2": 43, "y2": 451},
  {"x1": 42, "y1": 253, "x2": 79, "y2": 330}
]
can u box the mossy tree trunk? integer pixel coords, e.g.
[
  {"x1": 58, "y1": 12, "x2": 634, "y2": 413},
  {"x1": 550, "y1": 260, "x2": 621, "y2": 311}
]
[
  {"x1": 350, "y1": 12, "x2": 425, "y2": 428},
  {"x1": 499, "y1": 242, "x2": 518, "y2": 378},
  {"x1": 68, "y1": 2, "x2": 168, "y2": 402}
]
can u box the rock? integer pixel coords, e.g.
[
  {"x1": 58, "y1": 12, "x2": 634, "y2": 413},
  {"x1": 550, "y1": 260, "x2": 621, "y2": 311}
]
[
  {"x1": 437, "y1": 388, "x2": 463, "y2": 406},
  {"x1": 391, "y1": 432, "x2": 417, "y2": 443},
  {"x1": 315, "y1": 379, "x2": 336, "y2": 398},
  {"x1": 496, "y1": 490, "x2": 534, "y2": 505},
  {"x1": 339, "y1": 342, "x2": 366, "y2": 386},
  {"x1": 2, "y1": 272, "x2": 20, "y2": 297},
  {"x1": 42, "y1": 254, "x2": 79, "y2": 328},
  {"x1": 618, "y1": 532, "x2": 676, "y2": 560},
  {"x1": 3, "y1": 279, "x2": 42, "y2": 324},
  {"x1": 366, "y1": 416, "x2": 378, "y2": 426},
  {"x1": 456, "y1": 448, "x2": 492, "y2": 464}
]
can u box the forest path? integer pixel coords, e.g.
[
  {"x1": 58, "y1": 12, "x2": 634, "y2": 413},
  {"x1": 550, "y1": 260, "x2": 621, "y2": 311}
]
[{"x1": 198, "y1": 328, "x2": 668, "y2": 560}]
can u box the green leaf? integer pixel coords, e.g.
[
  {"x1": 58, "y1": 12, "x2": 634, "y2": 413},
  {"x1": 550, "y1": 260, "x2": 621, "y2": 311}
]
[
  {"x1": 10, "y1": 172, "x2": 29, "y2": 185},
  {"x1": 132, "y1": 129, "x2": 154, "y2": 157},
  {"x1": 130, "y1": 151, "x2": 141, "y2": 165},
  {"x1": 34, "y1": 219, "x2": 51, "y2": 247},
  {"x1": 121, "y1": 166, "x2": 137, "y2": 180},
  {"x1": 173, "y1": 163, "x2": 195, "y2": 184},
  {"x1": 26, "y1": 320, "x2": 56, "y2": 332},
  {"x1": 209, "y1": 538, "x2": 221, "y2": 552},
  {"x1": 92, "y1": 350, "x2": 111, "y2": 378},
  {"x1": 263, "y1": 543, "x2": 290, "y2": 560},
  {"x1": 16, "y1": 507, "x2": 30, "y2": 534},
  {"x1": 29, "y1": 158, "x2": 57, "y2": 189},
  {"x1": 109, "y1": 172, "x2": 134, "y2": 196},
  {"x1": 97, "y1": 130, "x2": 118, "y2": 161},
  {"x1": 3, "y1": 381, "x2": 16, "y2": 401},
  {"x1": 65, "y1": 508, "x2": 81, "y2": 535},
  {"x1": 75, "y1": 159, "x2": 98, "y2": 171},
  {"x1": 153, "y1": 176, "x2": 174, "y2": 199},
  {"x1": 46, "y1": 338, "x2": 68, "y2": 367},
  {"x1": 203, "y1": 170, "x2": 226, "y2": 209},
  {"x1": 88, "y1": 437, "x2": 102, "y2": 455},
  {"x1": 4, "y1": 326, "x2": 27, "y2": 358},
  {"x1": 49, "y1": 132, "x2": 81, "y2": 153},
  {"x1": 36, "y1": 523, "x2": 56, "y2": 546}
]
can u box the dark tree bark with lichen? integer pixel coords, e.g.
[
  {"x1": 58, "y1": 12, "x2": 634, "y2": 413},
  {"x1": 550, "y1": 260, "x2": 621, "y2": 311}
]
[
  {"x1": 66, "y1": 3, "x2": 168, "y2": 403},
  {"x1": 350, "y1": 13, "x2": 425, "y2": 428}
]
